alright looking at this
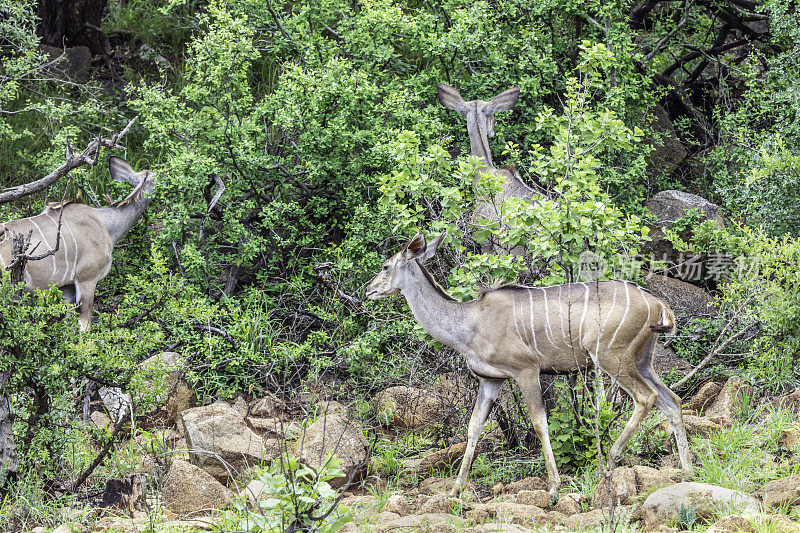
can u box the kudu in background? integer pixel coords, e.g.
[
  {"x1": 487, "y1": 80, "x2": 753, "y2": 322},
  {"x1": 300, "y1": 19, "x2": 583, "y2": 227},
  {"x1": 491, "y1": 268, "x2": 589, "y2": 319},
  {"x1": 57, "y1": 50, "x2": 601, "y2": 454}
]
[
  {"x1": 367, "y1": 233, "x2": 691, "y2": 497},
  {"x1": 0, "y1": 156, "x2": 155, "y2": 332},
  {"x1": 437, "y1": 83, "x2": 539, "y2": 212}
]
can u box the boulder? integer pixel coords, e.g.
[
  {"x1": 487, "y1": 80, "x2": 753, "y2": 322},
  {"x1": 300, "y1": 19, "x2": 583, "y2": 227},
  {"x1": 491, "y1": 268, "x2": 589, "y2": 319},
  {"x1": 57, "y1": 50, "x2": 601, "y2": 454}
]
[
  {"x1": 766, "y1": 514, "x2": 800, "y2": 532},
  {"x1": 773, "y1": 388, "x2": 800, "y2": 415},
  {"x1": 704, "y1": 377, "x2": 744, "y2": 425},
  {"x1": 553, "y1": 493, "x2": 583, "y2": 516},
  {"x1": 641, "y1": 482, "x2": 760, "y2": 529},
  {"x1": 376, "y1": 513, "x2": 464, "y2": 531},
  {"x1": 417, "y1": 476, "x2": 464, "y2": 495},
  {"x1": 643, "y1": 105, "x2": 687, "y2": 177},
  {"x1": 373, "y1": 386, "x2": 457, "y2": 428},
  {"x1": 593, "y1": 466, "x2": 679, "y2": 508},
  {"x1": 90, "y1": 410, "x2": 112, "y2": 431},
  {"x1": 382, "y1": 494, "x2": 410, "y2": 516},
  {"x1": 706, "y1": 515, "x2": 753, "y2": 533},
  {"x1": 755, "y1": 475, "x2": 800, "y2": 509},
  {"x1": 292, "y1": 411, "x2": 370, "y2": 489},
  {"x1": 180, "y1": 401, "x2": 273, "y2": 481},
  {"x1": 414, "y1": 441, "x2": 470, "y2": 475},
  {"x1": 239, "y1": 479, "x2": 270, "y2": 507},
  {"x1": 139, "y1": 351, "x2": 193, "y2": 425},
  {"x1": 162, "y1": 459, "x2": 235, "y2": 515},
  {"x1": 687, "y1": 382, "x2": 723, "y2": 413},
  {"x1": 661, "y1": 414, "x2": 720, "y2": 438},
  {"x1": 644, "y1": 275, "x2": 715, "y2": 319},
  {"x1": 514, "y1": 489, "x2": 550, "y2": 508},
  {"x1": 417, "y1": 493, "x2": 462, "y2": 515},
  {"x1": 250, "y1": 392, "x2": 289, "y2": 419},
  {"x1": 503, "y1": 476, "x2": 549, "y2": 494},
  {"x1": 642, "y1": 191, "x2": 725, "y2": 283},
  {"x1": 471, "y1": 501, "x2": 547, "y2": 528},
  {"x1": 780, "y1": 424, "x2": 800, "y2": 452}
]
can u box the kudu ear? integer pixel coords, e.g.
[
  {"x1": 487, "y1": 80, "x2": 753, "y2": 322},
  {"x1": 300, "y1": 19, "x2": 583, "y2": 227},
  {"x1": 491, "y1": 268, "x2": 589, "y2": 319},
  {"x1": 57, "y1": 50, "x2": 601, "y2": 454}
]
[
  {"x1": 0, "y1": 223, "x2": 5, "y2": 242},
  {"x1": 437, "y1": 83, "x2": 468, "y2": 116},
  {"x1": 403, "y1": 233, "x2": 427, "y2": 260},
  {"x1": 487, "y1": 86, "x2": 520, "y2": 114},
  {"x1": 108, "y1": 156, "x2": 140, "y2": 186},
  {"x1": 418, "y1": 231, "x2": 446, "y2": 262}
]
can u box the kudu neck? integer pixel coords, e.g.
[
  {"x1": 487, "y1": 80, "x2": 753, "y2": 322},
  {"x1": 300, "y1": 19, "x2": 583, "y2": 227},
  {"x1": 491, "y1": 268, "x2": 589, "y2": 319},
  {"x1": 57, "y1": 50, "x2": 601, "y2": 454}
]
[
  {"x1": 97, "y1": 196, "x2": 153, "y2": 244},
  {"x1": 401, "y1": 260, "x2": 469, "y2": 349},
  {"x1": 466, "y1": 112, "x2": 494, "y2": 169}
]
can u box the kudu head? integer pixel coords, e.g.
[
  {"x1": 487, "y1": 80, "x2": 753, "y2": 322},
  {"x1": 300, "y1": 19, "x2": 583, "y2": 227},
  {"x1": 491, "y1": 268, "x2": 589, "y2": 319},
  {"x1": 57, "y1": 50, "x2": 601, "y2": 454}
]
[
  {"x1": 437, "y1": 83, "x2": 520, "y2": 168},
  {"x1": 108, "y1": 156, "x2": 156, "y2": 203},
  {"x1": 366, "y1": 232, "x2": 446, "y2": 299}
]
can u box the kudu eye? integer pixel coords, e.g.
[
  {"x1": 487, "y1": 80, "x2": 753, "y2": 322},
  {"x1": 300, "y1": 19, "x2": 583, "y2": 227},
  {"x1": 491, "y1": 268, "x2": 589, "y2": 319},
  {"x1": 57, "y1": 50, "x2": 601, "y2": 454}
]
[{"x1": 382, "y1": 265, "x2": 389, "y2": 271}]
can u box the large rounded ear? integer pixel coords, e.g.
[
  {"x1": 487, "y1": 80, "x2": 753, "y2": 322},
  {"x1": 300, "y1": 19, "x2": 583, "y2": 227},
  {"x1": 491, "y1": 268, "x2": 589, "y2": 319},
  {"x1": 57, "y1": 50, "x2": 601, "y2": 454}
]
[
  {"x1": 418, "y1": 231, "x2": 446, "y2": 262},
  {"x1": 109, "y1": 156, "x2": 140, "y2": 186},
  {"x1": 403, "y1": 233, "x2": 427, "y2": 259},
  {"x1": 437, "y1": 83, "x2": 468, "y2": 116},
  {"x1": 487, "y1": 86, "x2": 520, "y2": 114},
  {"x1": 0, "y1": 223, "x2": 6, "y2": 242}
]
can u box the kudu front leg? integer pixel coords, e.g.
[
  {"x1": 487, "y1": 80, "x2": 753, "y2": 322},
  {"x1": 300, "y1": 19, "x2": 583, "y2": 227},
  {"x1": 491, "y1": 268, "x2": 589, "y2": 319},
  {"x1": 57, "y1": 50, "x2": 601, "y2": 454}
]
[
  {"x1": 516, "y1": 369, "x2": 561, "y2": 498},
  {"x1": 75, "y1": 280, "x2": 98, "y2": 332},
  {"x1": 450, "y1": 377, "x2": 504, "y2": 497}
]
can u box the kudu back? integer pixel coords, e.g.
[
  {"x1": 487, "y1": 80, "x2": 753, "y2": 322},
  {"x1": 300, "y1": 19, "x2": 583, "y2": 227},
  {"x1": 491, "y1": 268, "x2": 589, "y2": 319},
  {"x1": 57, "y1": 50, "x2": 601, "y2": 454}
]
[
  {"x1": 367, "y1": 233, "x2": 691, "y2": 497},
  {"x1": 0, "y1": 156, "x2": 155, "y2": 331}
]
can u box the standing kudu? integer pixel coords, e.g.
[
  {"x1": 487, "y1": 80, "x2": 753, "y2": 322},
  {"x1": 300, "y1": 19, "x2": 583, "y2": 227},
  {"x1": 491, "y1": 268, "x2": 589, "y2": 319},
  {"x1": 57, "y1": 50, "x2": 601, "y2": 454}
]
[
  {"x1": 367, "y1": 233, "x2": 692, "y2": 497},
  {"x1": 437, "y1": 83, "x2": 538, "y2": 203},
  {"x1": 0, "y1": 156, "x2": 155, "y2": 331}
]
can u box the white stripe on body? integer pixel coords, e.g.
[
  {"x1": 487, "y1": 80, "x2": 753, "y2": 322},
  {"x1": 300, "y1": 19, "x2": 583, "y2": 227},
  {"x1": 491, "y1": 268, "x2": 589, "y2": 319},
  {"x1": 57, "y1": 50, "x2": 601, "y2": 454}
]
[
  {"x1": 578, "y1": 283, "x2": 590, "y2": 350},
  {"x1": 44, "y1": 211, "x2": 68, "y2": 284},
  {"x1": 608, "y1": 281, "x2": 631, "y2": 351},
  {"x1": 558, "y1": 285, "x2": 569, "y2": 346},
  {"x1": 528, "y1": 291, "x2": 545, "y2": 359},
  {"x1": 29, "y1": 218, "x2": 58, "y2": 279},
  {"x1": 596, "y1": 282, "x2": 619, "y2": 357},
  {"x1": 636, "y1": 286, "x2": 651, "y2": 326},
  {"x1": 65, "y1": 220, "x2": 78, "y2": 281},
  {"x1": 541, "y1": 288, "x2": 557, "y2": 347}
]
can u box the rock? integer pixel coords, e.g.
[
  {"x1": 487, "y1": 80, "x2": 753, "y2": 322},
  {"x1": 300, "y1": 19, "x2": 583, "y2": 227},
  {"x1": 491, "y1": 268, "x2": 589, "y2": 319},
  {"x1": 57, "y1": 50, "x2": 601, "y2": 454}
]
[
  {"x1": 317, "y1": 400, "x2": 348, "y2": 417},
  {"x1": 688, "y1": 382, "x2": 723, "y2": 413},
  {"x1": 463, "y1": 525, "x2": 534, "y2": 533},
  {"x1": 514, "y1": 489, "x2": 550, "y2": 508},
  {"x1": 652, "y1": 343, "x2": 692, "y2": 376},
  {"x1": 643, "y1": 105, "x2": 687, "y2": 177},
  {"x1": 553, "y1": 493, "x2": 583, "y2": 516},
  {"x1": 90, "y1": 410, "x2": 112, "y2": 431},
  {"x1": 767, "y1": 514, "x2": 800, "y2": 533},
  {"x1": 418, "y1": 476, "x2": 463, "y2": 495},
  {"x1": 773, "y1": 388, "x2": 800, "y2": 415},
  {"x1": 139, "y1": 351, "x2": 193, "y2": 425},
  {"x1": 180, "y1": 401, "x2": 273, "y2": 481},
  {"x1": 52, "y1": 525, "x2": 81, "y2": 533},
  {"x1": 415, "y1": 442, "x2": 468, "y2": 474},
  {"x1": 239, "y1": 479, "x2": 271, "y2": 506},
  {"x1": 642, "y1": 482, "x2": 760, "y2": 529},
  {"x1": 706, "y1": 515, "x2": 753, "y2": 533},
  {"x1": 593, "y1": 466, "x2": 678, "y2": 508},
  {"x1": 642, "y1": 191, "x2": 725, "y2": 283},
  {"x1": 417, "y1": 493, "x2": 462, "y2": 515},
  {"x1": 373, "y1": 386, "x2": 457, "y2": 428},
  {"x1": 504, "y1": 476, "x2": 549, "y2": 494},
  {"x1": 377, "y1": 513, "x2": 464, "y2": 531},
  {"x1": 292, "y1": 411, "x2": 370, "y2": 489},
  {"x1": 780, "y1": 424, "x2": 800, "y2": 452},
  {"x1": 472, "y1": 502, "x2": 547, "y2": 527},
  {"x1": 91, "y1": 516, "x2": 140, "y2": 532},
  {"x1": 162, "y1": 459, "x2": 235, "y2": 514},
  {"x1": 644, "y1": 275, "x2": 715, "y2": 319},
  {"x1": 562, "y1": 509, "x2": 607, "y2": 530},
  {"x1": 704, "y1": 377, "x2": 744, "y2": 425},
  {"x1": 382, "y1": 494, "x2": 410, "y2": 516},
  {"x1": 661, "y1": 414, "x2": 720, "y2": 437},
  {"x1": 250, "y1": 392, "x2": 289, "y2": 419},
  {"x1": 755, "y1": 474, "x2": 800, "y2": 508}
]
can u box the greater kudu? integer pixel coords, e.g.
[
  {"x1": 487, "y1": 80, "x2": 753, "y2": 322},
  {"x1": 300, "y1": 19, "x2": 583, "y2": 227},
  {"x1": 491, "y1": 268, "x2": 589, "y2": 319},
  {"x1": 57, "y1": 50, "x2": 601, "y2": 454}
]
[
  {"x1": 0, "y1": 156, "x2": 155, "y2": 331},
  {"x1": 367, "y1": 233, "x2": 691, "y2": 497},
  {"x1": 437, "y1": 83, "x2": 538, "y2": 205}
]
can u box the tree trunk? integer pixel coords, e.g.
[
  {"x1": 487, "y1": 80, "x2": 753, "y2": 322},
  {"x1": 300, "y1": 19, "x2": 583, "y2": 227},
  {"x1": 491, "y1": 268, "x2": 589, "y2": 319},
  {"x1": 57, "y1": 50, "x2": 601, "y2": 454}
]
[
  {"x1": 36, "y1": 0, "x2": 109, "y2": 56},
  {"x1": 0, "y1": 369, "x2": 18, "y2": 494}
]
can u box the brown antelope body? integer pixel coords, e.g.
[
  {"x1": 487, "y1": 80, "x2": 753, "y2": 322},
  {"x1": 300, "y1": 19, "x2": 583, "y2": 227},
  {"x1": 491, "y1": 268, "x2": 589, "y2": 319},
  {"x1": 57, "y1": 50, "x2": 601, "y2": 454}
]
[
  {"x1": 0, "y1": 156, "x2": 155, "y2": 331},
  {"x1": 367, "y1": 233, "x2": 691, "y2": 497}
]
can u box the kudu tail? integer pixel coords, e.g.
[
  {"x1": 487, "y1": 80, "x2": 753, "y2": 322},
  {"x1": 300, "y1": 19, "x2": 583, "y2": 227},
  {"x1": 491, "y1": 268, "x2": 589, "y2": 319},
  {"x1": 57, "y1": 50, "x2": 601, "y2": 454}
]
[{"x1": 650, "y1": 304, "x2": 676, "y2": 335}]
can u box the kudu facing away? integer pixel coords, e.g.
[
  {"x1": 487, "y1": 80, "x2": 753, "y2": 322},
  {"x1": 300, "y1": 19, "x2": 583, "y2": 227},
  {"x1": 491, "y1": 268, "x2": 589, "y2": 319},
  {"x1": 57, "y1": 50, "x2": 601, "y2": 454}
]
[
  {"x1": 437, "y1": 83, "x2": 538, "y2": 202},
  {"x1": 366, "y1": 234, "x2": 692, "y2": 497},
  {"x1": 0, "y1": 156, "x2": 155, "y2": 331}
]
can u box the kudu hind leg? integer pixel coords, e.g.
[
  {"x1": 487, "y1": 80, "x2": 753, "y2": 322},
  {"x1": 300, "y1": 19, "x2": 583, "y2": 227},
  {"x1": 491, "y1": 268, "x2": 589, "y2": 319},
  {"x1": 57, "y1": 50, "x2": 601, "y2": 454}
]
[
  {"x1": 75, "y1": 279, "x2": 98, "y2": 332},
  {"x1": 607, "y1": 368, "x2": 657, "y2": 469},
  {"x1": 641, "y1": 369, "x2": 692, "y2": 474},
  {"x1": 516, "y1": 370, "x2": 561, "y2": 498},
  {"x1": 451, "y1": 377, "x2": 504, "y2": 497}
]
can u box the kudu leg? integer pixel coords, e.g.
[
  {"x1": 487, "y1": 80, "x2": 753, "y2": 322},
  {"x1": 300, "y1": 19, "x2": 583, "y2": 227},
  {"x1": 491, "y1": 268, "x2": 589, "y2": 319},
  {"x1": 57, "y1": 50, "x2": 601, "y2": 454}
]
[
  {"x1": 606, "y1": 369, "x2": 658, "y2": 469},
  {"x1": 515, "y1": 369, "x2": 561, "y2": 498},
  {"x1": 450, "y1": 377, "x2": 504, "y2": 497},
  {"x1": 75, "y1": 280, "x2": 98, "y2": 332}
]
